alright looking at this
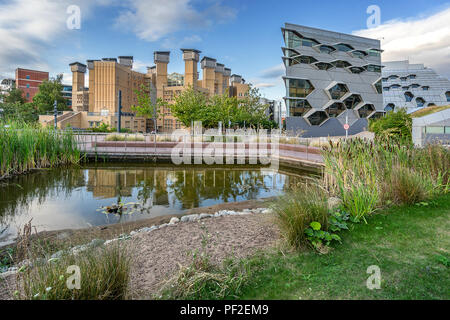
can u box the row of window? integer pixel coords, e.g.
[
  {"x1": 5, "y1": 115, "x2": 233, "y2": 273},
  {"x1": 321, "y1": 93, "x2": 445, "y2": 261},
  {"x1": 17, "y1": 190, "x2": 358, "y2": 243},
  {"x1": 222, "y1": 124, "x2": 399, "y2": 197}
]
[
  {"x1": 424, "y1": 126, "x2": 450, "y2": 134},
  {"x1": 284, "y1": 55, "x2": 382, "y2": 73},
  {"x1": 383, "y1": 84, "x2": 430, "y2": 91},
  {"x1": 382, "y1": 74, "x2": 417, "y2": 81},
  {"x1": 283, "y1": 30, "x2": 382, "y2": 57}
]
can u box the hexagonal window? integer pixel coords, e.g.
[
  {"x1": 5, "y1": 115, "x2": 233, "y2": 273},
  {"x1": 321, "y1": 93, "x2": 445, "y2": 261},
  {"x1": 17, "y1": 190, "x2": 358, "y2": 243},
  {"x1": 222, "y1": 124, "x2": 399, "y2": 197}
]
[
  {"x1": 416, "y1": 97, "x2": 426, "y2": 108},
  {"x1": 286, "y1": 99, "x2": 312, "y2": 117},
  {"x1": 364, "y1": 64, "x2": 382, "y2": 73},
  {"x1": 369, "y1": 112, "x2": 385, "y2": 120},
  {"x1": 314, "y1": 62, "x2": 334, "y2": 70},
  {"x1": 348, "y1": 66, "x2": 365, "y2": 74},
  {"x1": 325, "y1": 102, "x2": 346, "y2": 118},
  {"x1": 357, "y1": 104, "x2": 375, "y2": 118},
  {"x1": 374, "y1": 79, "x2": 383, "y2": 94},
  {"x1": 343, "y1": 94, "x2": 362, "y2": 109},
  {"x1": 405, "y1": 91, "x2": 414, "y2": 102},
  {"x1": 307, "y1": 111, "x2": 329, "y2": 126},
  {"x1": 335, "y1": 43, "x2": 354, "y2": 52},
  {"x1": 385, "y1": 103, "x2": 395, "y2": 112},
  {"x1": 328, "y1": 83, "x2": 349, "y2": 100},
  {"x1": 351, "y1": 50, "x2": 368, "y2": 59},
  {"x1": 446, "y1": 91, "x2": 450, "y2": 102},
  {"x1": 317, "y1": 45, "x2": 336, "y2": 54},
  {"x1": 286, "y1": 78, "x2": 315, "y2": 98},
  {"x1": 331, "y1": 60, "x2": 352, "y2": 68},
  {"x1": 282, "y1": 48, "x2": 300, "y2": 58}
]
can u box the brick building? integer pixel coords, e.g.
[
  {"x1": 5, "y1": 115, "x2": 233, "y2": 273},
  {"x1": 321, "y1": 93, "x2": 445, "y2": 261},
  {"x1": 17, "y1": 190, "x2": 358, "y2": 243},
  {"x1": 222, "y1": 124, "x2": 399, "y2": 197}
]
[{"x1": 15, "y1": 68, "x2": 49, "y2": 102}]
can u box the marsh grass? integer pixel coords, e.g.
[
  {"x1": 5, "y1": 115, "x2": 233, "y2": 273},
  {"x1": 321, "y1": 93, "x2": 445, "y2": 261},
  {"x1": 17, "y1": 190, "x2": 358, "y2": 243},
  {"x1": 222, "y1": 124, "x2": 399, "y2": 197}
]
[
  {"x1": 17, "y1": 244, "x2": 132, "y2": 300},
  {"x1": 0, "y1": 121, "x2": 80, "y2": 179},
  {"x1": 271, "y1": 183, "x2": 328, "y2": 249}
]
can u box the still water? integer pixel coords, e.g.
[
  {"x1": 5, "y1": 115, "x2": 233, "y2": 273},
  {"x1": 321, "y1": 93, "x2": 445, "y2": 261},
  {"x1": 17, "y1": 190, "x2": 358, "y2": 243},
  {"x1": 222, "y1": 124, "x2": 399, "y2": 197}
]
[{"x1": 0, "y1": 164, "x2": 307, "y2": 246}]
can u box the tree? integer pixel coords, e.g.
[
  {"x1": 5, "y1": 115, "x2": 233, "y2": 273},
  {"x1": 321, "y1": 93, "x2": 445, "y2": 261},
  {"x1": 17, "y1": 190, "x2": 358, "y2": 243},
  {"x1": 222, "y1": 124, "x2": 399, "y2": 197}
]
[
  {"x1": 170, "y1": 86, "x2": 208, "y2": 127},
  {"x1": 0, "y1": 102, "x2": 38, "y2": 122},
  {"x1": 1, "y1": 88, "x2": 26, "y2": 105},
  {"x1": 32, "y1": 74, "x2": 68, "y2": 113},
  {"x1": 131, "y1": 84, "x2": 166, "y2": 132}
]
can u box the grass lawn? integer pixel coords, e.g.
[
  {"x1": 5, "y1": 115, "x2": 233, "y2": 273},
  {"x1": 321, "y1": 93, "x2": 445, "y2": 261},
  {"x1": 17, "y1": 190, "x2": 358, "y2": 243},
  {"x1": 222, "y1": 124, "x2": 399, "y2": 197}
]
[{"x1": 235, "y1": 194, "x2": 450, "y2": 300}]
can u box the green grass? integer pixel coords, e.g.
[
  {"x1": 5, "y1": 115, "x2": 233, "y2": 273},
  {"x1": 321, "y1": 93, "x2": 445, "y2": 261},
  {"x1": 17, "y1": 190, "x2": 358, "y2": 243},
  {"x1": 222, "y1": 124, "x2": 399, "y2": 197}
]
[
  {"x1": 411, "y1": 105, "x2": 450, "y2": 118},
  {"x1": 235, "y1": 194, "x2": 450, "y2": 300}
]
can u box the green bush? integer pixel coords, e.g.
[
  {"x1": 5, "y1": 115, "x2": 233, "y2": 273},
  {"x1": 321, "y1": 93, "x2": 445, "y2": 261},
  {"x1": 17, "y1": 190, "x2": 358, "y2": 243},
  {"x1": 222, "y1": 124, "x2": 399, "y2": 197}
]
[
  {"x1": 272, "y1": 183, "x2": 328, "y2": 249},
  {"x1": 369, "y1": 108, "x2": 412, "y2": 142},
  {"x1": 385, "y1": 166, "x2": 432, "y2": 205}
]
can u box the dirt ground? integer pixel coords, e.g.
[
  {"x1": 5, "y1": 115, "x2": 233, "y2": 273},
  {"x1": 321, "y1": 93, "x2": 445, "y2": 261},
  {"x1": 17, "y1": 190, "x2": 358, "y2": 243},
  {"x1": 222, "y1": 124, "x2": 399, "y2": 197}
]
[
  {"x1": 0, "y1": 198, "x2": 278, "y2": 300},
  {"x1": 129, "y1": 212, "x2": 279, "y2": 299}
]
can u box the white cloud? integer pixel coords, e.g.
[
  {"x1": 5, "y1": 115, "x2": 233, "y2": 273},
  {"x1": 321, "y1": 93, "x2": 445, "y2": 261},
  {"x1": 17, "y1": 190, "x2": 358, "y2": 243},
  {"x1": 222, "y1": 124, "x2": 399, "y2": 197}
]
[
  {"x1": 259, "y1": 63, "x2": 285, "y2": 79},
  {"x1": 353, "y1": 6, "x2": 450, "y2": 77},
  {"x1": 162, "y1": 34, "x2": 202, "y2": 49},
  {"x1": 115, "y1": 0, "x2": 236, "y2": 42},
  {"x1": 253, "y1": 82, "x2": 276, "y2": 88}
]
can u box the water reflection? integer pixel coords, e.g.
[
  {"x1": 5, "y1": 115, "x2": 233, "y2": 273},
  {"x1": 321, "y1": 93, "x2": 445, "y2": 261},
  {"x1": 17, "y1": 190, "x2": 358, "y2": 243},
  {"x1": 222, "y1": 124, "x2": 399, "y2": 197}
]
[{"x1": 0, "y1": 164, "x2": 306, "y2": 245}]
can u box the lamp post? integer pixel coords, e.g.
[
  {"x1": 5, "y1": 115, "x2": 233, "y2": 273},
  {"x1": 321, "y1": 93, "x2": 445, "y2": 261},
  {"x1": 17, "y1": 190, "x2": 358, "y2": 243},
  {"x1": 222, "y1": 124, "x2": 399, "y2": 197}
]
[
  {"x1": 117, "y1": 90, "x2": 122, "y2": 133},
  {"x1": 53, "y1": 100, "x2": 58, "y2": 130}
]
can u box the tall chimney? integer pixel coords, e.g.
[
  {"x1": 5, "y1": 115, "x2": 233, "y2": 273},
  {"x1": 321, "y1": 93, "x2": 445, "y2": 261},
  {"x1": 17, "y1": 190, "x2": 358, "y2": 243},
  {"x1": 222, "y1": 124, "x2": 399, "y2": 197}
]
[
  {"x1": 201, "y1": 57, "x2": 216, "y2": 96},
  {"x1": 154, "y1": 51, "x2": 170, "y2": 99},
  {"x1": 223, "y1": 67, "x2": 231, "y2": 95},
  {"x1": 69, "y1": 62, "x2": 87, "y2": 112},
  {"x1": 215, "y1": 63, "x2": 225, "y2": 95},
  {"x1": 181, "y1": 49, "x2": 201, "y2": 88}
]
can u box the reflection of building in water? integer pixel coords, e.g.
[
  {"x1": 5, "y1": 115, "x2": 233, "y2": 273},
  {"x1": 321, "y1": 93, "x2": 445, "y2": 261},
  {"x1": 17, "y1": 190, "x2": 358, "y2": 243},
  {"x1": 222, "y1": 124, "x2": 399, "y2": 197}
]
[{"x1": 87, "y1": 170, "x2": 143, "y2": 198}]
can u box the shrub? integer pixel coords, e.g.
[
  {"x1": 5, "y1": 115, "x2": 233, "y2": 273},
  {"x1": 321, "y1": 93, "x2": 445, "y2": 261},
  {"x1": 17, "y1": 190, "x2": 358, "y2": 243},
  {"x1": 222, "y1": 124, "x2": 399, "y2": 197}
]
[
  {"x1": 272, "y1": 183, "x2": 328, "y2": 249},
  {"x1": 369, "y1": 108, "x2": 412, "y2": 142},
  {"x1": 105, "y1": 134, "x2": 145, "y2": 142},
  {"x1": 18, "y1": 244, "x2": 132, "y2": 300}
]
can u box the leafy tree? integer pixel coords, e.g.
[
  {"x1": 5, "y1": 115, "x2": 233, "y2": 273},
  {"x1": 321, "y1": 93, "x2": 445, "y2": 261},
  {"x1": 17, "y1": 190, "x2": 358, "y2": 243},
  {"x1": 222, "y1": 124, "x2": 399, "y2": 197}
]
[
  {"x1": 131, "y1": 84, "x2": 165, "y2": 120},
  {"x1": 0, "y1": 102, "x2": 38, "y2": 123},
  {"x1": 171, "y1": 86, "x2": 208, "y2": 127},
  {"x1": 32, "y1": 74, "x2": 68, "y2": 113},
  {"x1": 369, "y1": 108, "x2": 412, "y2": 142},
  {"x1": 1, "y1": 88, "x2": 26, "y2": 105}
]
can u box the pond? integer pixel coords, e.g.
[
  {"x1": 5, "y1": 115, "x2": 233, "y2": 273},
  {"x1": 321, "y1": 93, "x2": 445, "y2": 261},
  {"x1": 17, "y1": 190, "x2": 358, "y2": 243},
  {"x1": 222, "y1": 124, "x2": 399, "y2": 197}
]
[{"x1": 0, "y1": 163, "x2": 309, "y2": 246}]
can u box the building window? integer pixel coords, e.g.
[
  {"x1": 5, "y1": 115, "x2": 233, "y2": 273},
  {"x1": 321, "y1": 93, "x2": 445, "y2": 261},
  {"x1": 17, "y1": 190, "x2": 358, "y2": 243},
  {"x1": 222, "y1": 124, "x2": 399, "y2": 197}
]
[
  {"x1": 358, "y1": 104, "x2": 375, "y2": 118},
  {"x1": 343, "y1": 94, "x2": 362, "y2": 109},
  {"x1": 388, "y1": 75, "x2": 399, "y2": 80},
  {"x1": 328, "y1": 83, "x2": 349, "y2": 100},
  {"x1": 26, "y1": 75, "x2": 30, "y2": 79},
  {"x1": 422, "y1": 86, "x2": 429, "y2": 91},
  {"x1": 400, "y1": 77, "x2": 407, "y2": 81},
  {"x1": 307, "y1": 111, "x2": 328, "y2": 126},
  {"x1": 351, "y1": 50, "x2": 367, "y2": 59},
  {"x1": 325, "y1": 102, "x2": 346, "y2": 117},
  {"x1": 445, "y1": 91, "x2": 450, "y2": 102},
  {"x1": 286, "y1": 99, "x2": 312, "y2": 117},
  {"x1": 364, "y1": 65, "x2": 382, "y2": 73},
  {"x1": 374, "y1": 80, "x2": 383, "y2": 94},
  {"x1": 284, "y1": 30, "x2": 319, "y2": 48},
  {"x1": 331, "y1": 60, "x2": 351, "y2": 68},
  {"x1": 408, "y1": 74, "x2": 417, "y2": 80},
  {"x1": 405, "y1": 92, "x2": 414, "y2": 102},
  {"x1": 26, "y1": 93, "x2": 30, "y2": 98},
  {"x1": 426, "y1": 127, "x2": 444, "y2": 134},
  {"x1": 318, "y1": 45, "x2": 336, "y2": 54},
  {"x1": 314, "y1": 62, "x2": 333, "y2": 70},
  {"x1": 385, "y1": 103, "x2": 395, "y2": 112},
  {"x1": 286, "y1": 79, "x2": 315, "y2": 98},
  {"x1": 335, "y1": 43, "x2": 353, "y2": 52},
  {"x1": 26, "y1": 83, "x2": 30, "y2": 88},
  {"x1": 416, "y1": 97, "x2": 426, "y2": 108},
  {"x1": 411, "y1": 84, "x2": 420, "y2": 89},
  {"x1": 367, "y1": 49, "x2": 381, "y2": 57},
  {"x1": 348, "y1": 67, "x2": 365, "y2": 74}
]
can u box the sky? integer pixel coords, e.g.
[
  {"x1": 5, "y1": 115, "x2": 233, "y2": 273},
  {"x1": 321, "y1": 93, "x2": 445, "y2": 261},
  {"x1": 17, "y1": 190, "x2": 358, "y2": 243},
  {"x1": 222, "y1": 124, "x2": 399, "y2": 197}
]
[{"x1": 0, "y1": 0, "x2": 449, "y2": 100}]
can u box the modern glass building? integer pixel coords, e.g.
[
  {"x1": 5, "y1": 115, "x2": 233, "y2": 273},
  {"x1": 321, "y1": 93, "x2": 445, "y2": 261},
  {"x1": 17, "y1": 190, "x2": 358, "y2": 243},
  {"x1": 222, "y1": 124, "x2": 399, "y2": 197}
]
[
  {"x1": 282, "y1": 23, "x2": 384, "y2": 137},
  {"x1": 382, "y1": 60, "x2": 450, "y2": 113}
]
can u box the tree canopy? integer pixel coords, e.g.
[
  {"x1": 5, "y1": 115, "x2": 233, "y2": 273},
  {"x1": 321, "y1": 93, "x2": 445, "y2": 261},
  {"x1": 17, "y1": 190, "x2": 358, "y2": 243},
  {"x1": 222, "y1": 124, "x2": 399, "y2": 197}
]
[{"x1": 32, "y1": 74, "x2": 69, "y2": 113}]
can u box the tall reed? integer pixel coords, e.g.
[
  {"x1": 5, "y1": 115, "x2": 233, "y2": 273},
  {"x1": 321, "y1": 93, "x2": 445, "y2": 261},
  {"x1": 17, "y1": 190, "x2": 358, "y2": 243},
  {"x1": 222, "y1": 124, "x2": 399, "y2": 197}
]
[{"x1": 0, "y1": 121, "x2": 81, "y2": 179}]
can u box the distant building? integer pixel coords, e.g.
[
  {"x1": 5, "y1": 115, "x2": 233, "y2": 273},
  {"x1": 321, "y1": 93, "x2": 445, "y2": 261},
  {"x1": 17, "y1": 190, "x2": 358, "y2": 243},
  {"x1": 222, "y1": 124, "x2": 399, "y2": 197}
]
[
  {"x1": 39, "y1": 50, "x2": 249, "y2": 132},
  {"x1": 61, "y1": 84, "x2": 72, "y2": 108},
  {"x1": 412, "y1": 108, "x2": 450, "y2": 147},
  {"x1": 382, "y1": 60, "x2": 450, "y2": 113},
  {"x1": 0, "y1": 78, "x2": 15, "y2": 102},
  {"x1": 281, "y1": 23, "x2": 384, "y2": 137},
  {"x1": 15, "y1": 68, "x2": 49, "y2": 102}
]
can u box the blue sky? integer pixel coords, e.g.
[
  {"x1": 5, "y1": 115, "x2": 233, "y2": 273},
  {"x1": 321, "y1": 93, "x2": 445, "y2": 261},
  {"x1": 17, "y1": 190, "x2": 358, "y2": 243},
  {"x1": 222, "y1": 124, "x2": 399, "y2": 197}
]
[{"x1": 1, "y1": 0, "x2": 449, "y2": 100}]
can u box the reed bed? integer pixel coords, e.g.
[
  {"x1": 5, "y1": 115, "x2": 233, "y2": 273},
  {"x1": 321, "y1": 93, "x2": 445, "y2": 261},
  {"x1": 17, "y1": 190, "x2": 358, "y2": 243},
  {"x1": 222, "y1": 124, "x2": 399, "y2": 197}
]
[
  {"x1": 0, "y1": 121, "x2": 81, "y2": 179},
  {"x1": 322, "y1": 138, "x2": 450, "y2": 219}
]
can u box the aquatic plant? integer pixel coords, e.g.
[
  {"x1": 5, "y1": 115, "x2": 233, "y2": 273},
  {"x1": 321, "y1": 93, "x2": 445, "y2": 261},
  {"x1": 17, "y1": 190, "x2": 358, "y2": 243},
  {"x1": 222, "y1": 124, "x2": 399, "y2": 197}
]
[{"x1": 0, "y1": 121, "x2": 81, "y2": 179}]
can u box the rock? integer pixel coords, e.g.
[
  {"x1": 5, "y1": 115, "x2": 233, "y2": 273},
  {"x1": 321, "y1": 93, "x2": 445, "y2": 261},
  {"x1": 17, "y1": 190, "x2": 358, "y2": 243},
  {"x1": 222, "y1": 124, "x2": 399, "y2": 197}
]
[
  {"x1": 261, "y1": 208, "x2": 273, "y2": 214},
  {"x1": 90, "y1": 239, "x2": 105, "y2": 247},
  {"x1": 130, "y1": 231, "x2": 137, "y2": 236},
  {"x1": 169, "y1": 217, "x2": 180, "y2": 224},
  {"x1": 180, "y1": 214, "x2": 200, "y2": 222},
  {"x1": 328, "y1": 197, "x2": 343, "y2": 211},
  {"x1": 158, "y1": 223, "x2": 168, "y2": 228},
  {"x1": 199, "y1": 213, "x2": 213, "y2": 219},
  {"x1": 104, "y1": 238, "x2": 118, "y2": 245},
  {"x1": 0, "y1": 270, "x2": 17, "y2": 278},
  {"x1": 51, "y1": 250, "x2": 64, "y2": 259}
]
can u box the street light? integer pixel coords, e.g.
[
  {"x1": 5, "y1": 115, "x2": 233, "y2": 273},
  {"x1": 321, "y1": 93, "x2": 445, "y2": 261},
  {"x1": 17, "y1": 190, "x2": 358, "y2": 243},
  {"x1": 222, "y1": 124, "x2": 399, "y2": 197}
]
[{"x1": 53, "y1": 100, "x2": 58, "y2": 130}]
